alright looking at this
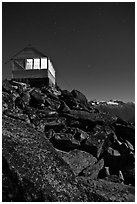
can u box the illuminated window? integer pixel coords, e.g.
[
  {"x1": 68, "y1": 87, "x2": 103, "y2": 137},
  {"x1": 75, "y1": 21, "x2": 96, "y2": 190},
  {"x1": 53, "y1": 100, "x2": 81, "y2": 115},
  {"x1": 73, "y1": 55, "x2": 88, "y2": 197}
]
[
  {"x1": 34, "y1": 58, "x2": 40, "y2": 69},
  {"x1": 26, "y1": 59, "x2": 33, "y2": 69},
  {"x1": 41, "y1": 58, "x2": 47, "y2": 69}
]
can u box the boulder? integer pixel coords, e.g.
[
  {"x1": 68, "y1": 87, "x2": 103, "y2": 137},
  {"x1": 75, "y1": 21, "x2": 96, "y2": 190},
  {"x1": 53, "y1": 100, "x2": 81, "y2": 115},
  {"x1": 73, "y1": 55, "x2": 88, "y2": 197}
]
[
  {"x1": 48, "y1": 131, "x2": 81, "y2": 152},
  {"x1": 44, "y1": 119, "x2": 66, "y2": 133},
  {"x1": 59, "y1": 90, "x2": 78, "y2": 109},
  {"x1": 71, "y1": 89, "x2": 88, "y2": 105},
  {"x1": 82, "y1": 129, "x2": 107, "y2": 158},
  {"x1": 21, "y1": 92, "x2": 31, "y2": 106},
  {"x1": 41, "y1": 87, "x2": 59, "y2": 101},
  {"x1": 57, "y1": 149, "x2": 97, "y2": 176},
  {"x1": 15, "y1": 97, "x2": 26, "y2": 110},
  {"x1": 58, "y1": 100, "x2": 71, "y2": 113},
  {"x1": 29, "y1": 89, "x2": 44, "y2": 108},
  {"x1": 79, "y1": 159, "x2": 104, "y2": 180},
  {"x1": 2, "y1": 115, "x2": 88, "y2": 202}
]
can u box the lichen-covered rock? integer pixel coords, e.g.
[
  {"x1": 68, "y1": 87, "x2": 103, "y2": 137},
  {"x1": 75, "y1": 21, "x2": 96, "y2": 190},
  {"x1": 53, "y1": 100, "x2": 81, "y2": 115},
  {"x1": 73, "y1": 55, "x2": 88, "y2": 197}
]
[
  {"x1": 79, "y1": 159, "x2": 104, "y2": 180},
  {"x1": 2, "y1": 115, "x2": 87, "y2": 202},
  {"x1": 77, "y1": 178, "x2": 135, "y2": 202},
  {"x1": 57, "y1": 149, "x2": 97, "y2": 176}
]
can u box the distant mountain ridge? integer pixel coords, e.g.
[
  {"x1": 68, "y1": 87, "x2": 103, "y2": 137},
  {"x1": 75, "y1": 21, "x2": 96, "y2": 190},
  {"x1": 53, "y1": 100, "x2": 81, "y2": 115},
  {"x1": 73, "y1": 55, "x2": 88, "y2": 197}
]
[{"x1": 89, "y1": 100, "x2": 135, "y2": 123}]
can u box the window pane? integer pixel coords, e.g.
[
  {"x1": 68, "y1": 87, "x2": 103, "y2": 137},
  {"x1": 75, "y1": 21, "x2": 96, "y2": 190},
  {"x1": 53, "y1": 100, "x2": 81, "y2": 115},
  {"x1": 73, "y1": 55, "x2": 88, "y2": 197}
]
[
  {"x1": 34, "y1": 58, "x2": 40, "y2": 69},
  {"x1": 41, "y1": 58, "x2": 47, "y2": 69},
  {"x1": 26, "y1": 59, "x2": 33, "y2": 69}
]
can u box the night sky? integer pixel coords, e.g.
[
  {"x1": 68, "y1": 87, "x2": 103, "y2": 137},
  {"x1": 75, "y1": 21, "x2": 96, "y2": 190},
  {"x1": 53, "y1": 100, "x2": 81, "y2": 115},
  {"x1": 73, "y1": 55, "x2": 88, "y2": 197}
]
[{"x1": 2, "y1": 2, "x2": 135, "y2": 102}]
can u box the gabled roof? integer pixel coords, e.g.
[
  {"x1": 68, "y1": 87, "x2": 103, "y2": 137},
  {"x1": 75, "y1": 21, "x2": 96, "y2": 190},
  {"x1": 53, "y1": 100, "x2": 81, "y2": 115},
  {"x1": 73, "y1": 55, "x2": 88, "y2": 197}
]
[{"x1": 12, "y1": 45, "x2": 48, "y2": 59}]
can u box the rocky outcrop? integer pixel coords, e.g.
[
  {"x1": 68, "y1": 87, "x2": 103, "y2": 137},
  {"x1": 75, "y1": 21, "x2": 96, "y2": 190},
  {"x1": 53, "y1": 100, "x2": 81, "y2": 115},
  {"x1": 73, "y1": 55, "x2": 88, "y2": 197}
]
[
  {"x1": 2, "y1": 115, "x2": 87, "y2": 202},
  {"x1": 2, "y1": 80, "x2": 135, "y2": 201},
  {"x1": 57, "y1": 149, "x2": 97, "y2": 176}
]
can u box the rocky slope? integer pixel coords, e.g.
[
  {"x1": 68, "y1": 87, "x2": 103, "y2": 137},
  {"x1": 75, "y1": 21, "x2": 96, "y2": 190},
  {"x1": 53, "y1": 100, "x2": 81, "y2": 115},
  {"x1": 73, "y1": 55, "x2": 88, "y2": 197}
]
[{"x1": 2, "y1": 79, "x2": 135, "y2": 201}]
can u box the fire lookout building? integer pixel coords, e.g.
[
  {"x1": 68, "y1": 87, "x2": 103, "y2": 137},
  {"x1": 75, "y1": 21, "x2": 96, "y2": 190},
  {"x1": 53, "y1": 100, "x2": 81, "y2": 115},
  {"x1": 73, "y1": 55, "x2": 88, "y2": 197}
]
[{"x1": 11, "y1": 45, "x2": 55, "y2": 87}]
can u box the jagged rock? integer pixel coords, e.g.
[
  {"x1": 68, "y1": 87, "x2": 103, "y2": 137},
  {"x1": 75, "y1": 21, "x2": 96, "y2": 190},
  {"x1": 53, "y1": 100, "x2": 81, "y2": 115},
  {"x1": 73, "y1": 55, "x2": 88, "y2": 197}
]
[
  {"x1": 2, "y1": 79, "x2": 15, "y2": 94},
  {"x1": 57, "y1": 149, "x2": 97, "y2": 176},
  {"x1": 123, "y1": 164, "x2": 135, "y2": 186},
  {"x1": 29, "y1": 89, "x2": 44, "y2": 108},
  {"x1": 10, "y1": 80, "x2": 30, "y2": 91},
  {"x1": 103, "y1": 151, "x2": 135, "y2": 185},
  {"x1": 66, "y1": 118, "x2": 82, "y2": 128},
  {"x1": 44, "y1": 97, "x2": 60, "y2": 110},
  {"x1": 125, "y1": 140, "x2": 134, "y2": 152},
  {"x1": 2, "y1": 92, "x2": 14, "y2": 111},
  {"x1": 21, "y1": 91, "x2": 31, "y2": 105},
  {"x1": 107, "y1": 147, "x2": 121, "y2": 156},
  {"x1": 104, "y1": 174, "x2": 124, "y2": 184},
  {"x1": 77, "y1": 178, "x2": 135, "y2": 202},
  {"x1": 15, "y1": 97, "x2": 26, "y2": 109},
  {"x1": 41, "y1": 86, "x2": 59, "y2": 101},
  {"x1": 113, "y1": 123, "x2": 135, "y2": 147},
  {"x1": 61, "y1": 110, "x2": 117, "y2": 131},
  {"x1": 48, "y1": 132, "x2": 81, "y2": 152},
  {"x1": 2, "y1": 115, "x2": 88, "y2": 202},
  {"x1": 24, "y1": 106, "x2": 58, "y2": 126},
  {"x1": 59, "y1": 90, "x2": 78, "y2": 109},
  {"x1": 44, "y1": 119, "x2": 66, "y2": 133},
  {"x1": 23, "y1": 106, "x2": 37, "y2": 122},
  {"x1": 71, "y1": 89, "x2": 88, "y2": 105},
  {"x1": 104, "y1": 152, "x2": 134, "y2": 171},
  {"x1": 98, "y1": 166, "x2": 110, "y2": 179},
  {"x1": 82, "y1": 129, "x2": 107, "y2": 158},
  {"x1": 79, "y1": 159, "x2": 104, "y2": 180},
  {"x1": 73, "y1": 128, "x2": 89, "y2": 142},
  {"x1": 58, "y1": 100, "x2": 71, "y2": 113},
  {"x1": 44, "y1": 97, "x2": 52, "y2": 106},
  {"x1": 3, "y1": 109, "x2": 30, "y2": 123}
]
